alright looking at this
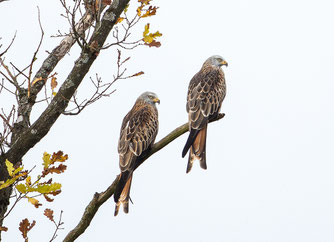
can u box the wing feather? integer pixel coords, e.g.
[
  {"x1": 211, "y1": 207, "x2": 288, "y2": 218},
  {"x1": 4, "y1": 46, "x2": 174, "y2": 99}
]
[{"x1": 118, "y1": 103, "x2": 158, "y2": 172}]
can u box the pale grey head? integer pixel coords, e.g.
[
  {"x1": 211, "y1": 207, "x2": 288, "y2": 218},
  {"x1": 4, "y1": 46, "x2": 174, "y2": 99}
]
[
  {"x1": 138, "y1": 91, "x2": 160, "y2": 105},
  {"x1": 205, "y1": 55, "x2": 228, "y2": 67}
]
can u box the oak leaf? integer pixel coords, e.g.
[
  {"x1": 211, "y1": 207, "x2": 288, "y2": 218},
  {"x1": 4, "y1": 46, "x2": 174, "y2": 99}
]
[
  {"x1": 51, "y1": 151, "x2": 68, "y2": 163},
  {"x1": 19, "y1": 218, "x2": 36, "y2": 240},
  {"x1": 43, "y1": 194, "x2": 54, "y2": 202},
  {"x1": 44, "y1": 208, "x2": 55, "y2": 222},
  {"x1": 28, "y1": 197, "x2": 42, "y2": 208},
  {"x1": 43, "y1": 152, "x2": 52, "y2": 169},
  {"x1": 141, "y1": 6, "x2": 158, "y2": 18},
  {"x1": 5, "y1": 160, "x2": 14, "y2": 177},
  {"x1": 16, "y1": 184, "x2": 27, "y2": 194}
]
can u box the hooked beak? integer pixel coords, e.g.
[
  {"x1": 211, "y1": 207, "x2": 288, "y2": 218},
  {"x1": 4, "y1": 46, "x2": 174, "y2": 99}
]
[
  {"x1": 221, "y1": 60, "x2": 228, "y2": 67},
  {"x1": 153, "y1": 97, "x2": 160, "y2": 104}
]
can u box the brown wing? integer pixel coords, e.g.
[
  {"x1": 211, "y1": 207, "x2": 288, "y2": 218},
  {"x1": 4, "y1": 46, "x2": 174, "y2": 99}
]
[
  {"x1": 118, "y1": 103, "x2": 159, "y2": 172},
  {"x1": 114, "y1": 101, "x2": 158, "y2": 215},
  {"x1": 182, "y1": 66, "x2": 226, "y2": 172},
  {"x1": 186, "y1": 68, "x2": 226, "y2": 130}
]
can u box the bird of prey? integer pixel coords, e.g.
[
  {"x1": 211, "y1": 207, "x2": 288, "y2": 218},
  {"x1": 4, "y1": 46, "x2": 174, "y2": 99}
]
[
  {"x1": 114, "y1": 91, "x2": 160, "y2": 216},
  {"x1": 182, "y1": 55, "x2": 227, "y2": 173}
]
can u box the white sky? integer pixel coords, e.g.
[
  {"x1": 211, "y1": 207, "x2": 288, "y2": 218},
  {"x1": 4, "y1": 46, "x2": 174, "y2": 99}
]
[{"x1": 1, "y1": 0, "x2": 334, "y2": 241}]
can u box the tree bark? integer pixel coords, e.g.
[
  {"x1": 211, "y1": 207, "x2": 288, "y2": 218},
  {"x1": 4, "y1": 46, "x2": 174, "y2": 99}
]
[{"x1": 0, "y1": 0, "x2": 130, "y2": 237}]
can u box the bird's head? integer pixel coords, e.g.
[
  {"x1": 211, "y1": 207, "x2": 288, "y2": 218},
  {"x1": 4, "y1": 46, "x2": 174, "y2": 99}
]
[
  {"x1": 139, "y1": 91, "x2": 160, "y2": 105},
  {"x1": 206, "y1": 55, "x2": 228, "y2": 68}
]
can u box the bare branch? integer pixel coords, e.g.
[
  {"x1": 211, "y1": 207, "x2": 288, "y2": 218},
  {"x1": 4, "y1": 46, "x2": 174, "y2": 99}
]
[
  {"x1": 63, "y1": 50, "x2": 139, "y2": 115},
  {"x1": 27, "y1": 6, "x2": 45, "y2": 97},
  {"x1": 49, "y1": 210, "x2": 64, "y2": 242},
  {"x1": 0, "y1": 31, "x2": 17, "y2": 57},
  {"x1": 0, "y1": 58, "x2": 20, "y2": 90},
  {"x1": 63, "y1": 113, "x2": 225, "y2": 242}
]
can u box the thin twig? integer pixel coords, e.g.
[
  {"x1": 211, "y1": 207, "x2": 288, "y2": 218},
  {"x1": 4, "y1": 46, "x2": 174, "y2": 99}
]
[
  {"x1": 27, "y1": 6, "x2": 45, "y2": 97},
  {"x1": 0, "y1": 31, "x2": 17, "y2": 57}
]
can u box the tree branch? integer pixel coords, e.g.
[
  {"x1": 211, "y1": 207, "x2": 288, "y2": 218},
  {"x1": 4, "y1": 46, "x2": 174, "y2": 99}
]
[
  {"x1": 4, "y1": 0, "x2": 130, "y2": 166},
  {"x1": 63, "y1": 113, "x2": 225, "y2": 242},
  {"x1": 0, "y1": 0, "x2": 130, "y2": 232}
]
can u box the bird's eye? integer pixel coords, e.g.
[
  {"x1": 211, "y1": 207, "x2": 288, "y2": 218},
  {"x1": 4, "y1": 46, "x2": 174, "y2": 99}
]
[{"x1": 149, "y1": 95, "x2": 153, "y2": 99}]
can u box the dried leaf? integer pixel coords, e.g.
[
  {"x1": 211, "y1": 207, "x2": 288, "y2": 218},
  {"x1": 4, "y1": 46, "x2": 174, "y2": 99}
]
[
  {"x1": 43, "y1": 194, "x2": 54, "y2": 202},
  {"x1": 116, "y1": 17, "x2": 124, "y2": 24},
  {"x1": 145, "y1": 39, "x2": 161, "y2": 48},
  {"x1": 42, "y1": 164, "x2": 67, "y2": 177},
  {"x1": 44, "y1": 208, "x2": 54, "y2": 222},
  {"x1": 51, "y1": 77, "x2": 57, "y2": 90},
  {"x1": 49, "y1": 189, "x2": 61, "y2": 196},
  {"x1": 0, "y1": 226, "x2": 8, "y2": 232},
  {"x1": 141, "y1": 6, "x2": 158, "y2": 18},
  {"x1": 51, "y1": 151, "x2": 68, "y2": 163},
  {"x1": 28, "y1": 197, "x2": 42, "y2": 208},
  {"x1": 19, "y1": 218, "x2": 36, "y2": 240},
  {"x1": 131, "y1": 71, "x2": 144, "y2": 77},
  {"x1": 5, "y1": 160, "x2": 14, "y2": 177}
]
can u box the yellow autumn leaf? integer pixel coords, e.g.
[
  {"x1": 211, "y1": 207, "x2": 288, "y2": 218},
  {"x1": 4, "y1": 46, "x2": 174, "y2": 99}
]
[
  {"x1": 5, "y1": 160, "x2": 14, "y2": 177},
  {"x1": 28, "y1": 197, "x2": 39, "y2": 206},
  {"x1": 26, "y1": 176, "x2": 31, "y2": 186},
  {"x1": 43, "y1": 152, "x2": 51, "y2": 169},
  {"x1": 13, "y1": 166, "x2": 23, "y2": 176},
  {"x1": 137, "y1": 6, "x2": 142, "y2": 17},
  {"x1": 16, "y1": 183, "x2": 27, "y2": 193},
  {"x1": 143, "y1": 23, "x2": 150, "y2": 37},
  {"x1": 116, "y1": 17, "x2": 124, "y2": 24},
  {"x1": 34, "y1": 183, "x2": 61, "y2": 194},
  {"x1": 0, "y1": 178, "x2": 16, "y2": 190},
  {"x1": 141, "y1": 6, "x2": 158, "y2": 18},
  {"x1": 143, "y1": 35, "x2": 153, "y2": 43}
]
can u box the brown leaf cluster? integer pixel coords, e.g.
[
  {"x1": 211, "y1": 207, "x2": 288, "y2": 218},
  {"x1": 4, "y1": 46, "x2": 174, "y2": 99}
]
[
  {"x1": 42, "y1": 164, "x2": 67, "y2": 177},
  {"x1": 144, "y1": 40, "x2": 161, "y2": 48},
  {"x1": 19, "y1": 218, "x2": 36, "y2": 241}
]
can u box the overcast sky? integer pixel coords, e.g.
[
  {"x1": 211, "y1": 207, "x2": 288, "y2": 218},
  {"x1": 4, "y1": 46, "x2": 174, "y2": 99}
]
[{"x1": 1, "y1": 0, "x2": 334, "y2": 241}]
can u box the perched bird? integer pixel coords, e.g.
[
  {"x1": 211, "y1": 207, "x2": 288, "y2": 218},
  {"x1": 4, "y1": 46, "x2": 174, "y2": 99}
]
[
  {"x1": 182, "y1": 55, "x2": 227, "y2": 173},
  {"x1": 114, "y1": 91, "x2": 160, "y2": 216}
]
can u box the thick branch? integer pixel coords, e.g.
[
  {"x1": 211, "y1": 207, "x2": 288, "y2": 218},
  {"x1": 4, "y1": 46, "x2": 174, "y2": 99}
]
[
  {"x1": 4, "y1": 0, "x2": 130, "y2": 165},
  {"x1": 63, "y1": 113, "x2": 225, "y2": 242},
  {"x1": 0, "y1": 0, "x2": 130, "y2": 232}
]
